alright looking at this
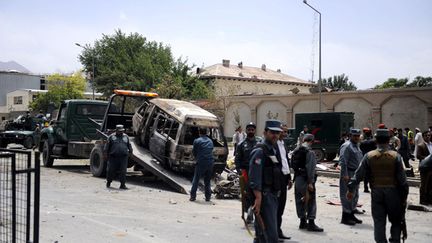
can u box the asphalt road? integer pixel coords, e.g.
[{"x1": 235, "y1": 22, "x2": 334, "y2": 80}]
[{"x1": 39, "y1": 158, "x2": 431, "y2": 243}]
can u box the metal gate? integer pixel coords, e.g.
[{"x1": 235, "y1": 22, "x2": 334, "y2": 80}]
[{"x1": 0, "y1": 149, "x2": 40, "y2": 243}]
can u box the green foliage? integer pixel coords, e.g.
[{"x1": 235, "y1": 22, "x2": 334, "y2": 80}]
[
  {"x1": 322, "y1": 74, "x2": 357, "y2": 91},
  {"x1": 78, "y1": 29, "x2": 212, "y2": 99},
  {"x1": 374, "y1": 76, "x2": 431, "y2": 89},
  {"x1": 30, "y1": 71, "x2": 86, "y2": 112}
]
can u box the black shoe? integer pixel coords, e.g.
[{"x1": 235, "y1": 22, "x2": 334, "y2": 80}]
[
  {"x1": 278, "y1": 232, "x2": 291, "y2": 240},
  {"x1": 307, "y1": 220, "x2": 324, "y2": 232},
  {"x1": 106, "y1": 181, "x2": 111, "y2": 188},
  {"x1": 341, "y1": 212, "x2": 356, "y2": 226},
  {"x1": 351, "y1": 213, "x2": 363, "y2": 224},
  {"x1": 119, "y1": 185, "x2": 128, "y2": 190},
  {"x1": 189, "y1": 197, "x2": 196, "y2": 202},
  {"x1": 299, "y1": 218, "x2": 307, "y2": 229},
  {"x1": 352, "y1": 209, "x2": 365, "y2": 214}
]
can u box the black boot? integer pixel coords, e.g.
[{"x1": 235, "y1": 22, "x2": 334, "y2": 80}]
[
  {"x1": 119, "y1": 184, "x2": 128, "y2": 190},
  {"x1": 307, "y1": 219, "x2": 324, "y2": 232},
  {"x1": 299, "y1": 218, "x2": 307, "y2": 229},
  {"x1": 341, "y1": 212, "x2": 356, "y2": 225},
  {"x1": 106, "y1": 181, "x2": 111, "y2": 188},
  {"x1": 352, "y1": 208, "x2": 365, "y2": 214},
  {"x1": 350, "y1": 213, "x2": 363, "y2": 224}
]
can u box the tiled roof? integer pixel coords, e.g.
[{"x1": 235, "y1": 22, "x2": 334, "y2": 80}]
[{"x1": 200, "y1": 63, "x2": 313, "y2": 86}]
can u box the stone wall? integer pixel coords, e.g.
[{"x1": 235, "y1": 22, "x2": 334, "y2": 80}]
[{"x1": 223, "y1": 87, "x2": 432, "y2": 136}]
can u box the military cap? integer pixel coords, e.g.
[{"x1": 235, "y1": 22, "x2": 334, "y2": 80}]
[
  {"x1": 375, "y1": 129, "x2": 390, "y2": 138},
  {"x1": 303, "y1": 133, "x2": 315, "y2": 142},
  {"x1": 350, "y1": 128, "x2": 361, "y2": 136},
  {"x1": 115, "y1": 124, "x2": 125, "y2": 131},
  {"x1": 265, "y1": 120, "x2": 283, "y2": 132},
  {"x1": 246, "y1": 122, "x2": 256, "y2": 129}
]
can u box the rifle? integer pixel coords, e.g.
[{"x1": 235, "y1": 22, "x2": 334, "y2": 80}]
[{"x1": 239, "y1": 175, "x2": 254, "y2": 237}]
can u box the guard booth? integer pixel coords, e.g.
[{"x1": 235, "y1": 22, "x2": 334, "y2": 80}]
[{"x1": 0, "y1": 149, "x2": 40, "y2": 243}]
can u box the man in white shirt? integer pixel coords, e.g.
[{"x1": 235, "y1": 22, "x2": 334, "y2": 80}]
[
  {"x1": 415, "y1": 128, "x2": 424, "y2": 159},
  {"x1": 276, "y1": 124, "x2": 293, "y2": 240}
]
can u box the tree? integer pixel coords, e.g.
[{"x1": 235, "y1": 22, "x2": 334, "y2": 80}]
[
  {"x1": 374, "y1": 78, "x2": 409, "y2": 89},
  {"x1": 78, "y1": 29, "x2": 212, "y2": 99},
  {"x1": 30, "y1": 71, "x2": 86, "y2": 112},
  {"x1": 322, "y1": 74, "x2": 357, "y2": 91},
  {"x1": 407, "y1": 76, "x2": 432, "y2": 88}
]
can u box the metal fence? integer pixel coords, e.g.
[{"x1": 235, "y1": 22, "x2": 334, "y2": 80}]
[{"x1": 0, "y1": 149, "x2": 39, "y2": 243}]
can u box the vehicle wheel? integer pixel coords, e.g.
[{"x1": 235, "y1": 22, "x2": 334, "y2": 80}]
[
  {"x1": 312, "y1": 149, "x2": 325, "y2": 162},
  {"x1": 90, "y1": 146, "x2": 106, "y2": 177},
  {"x1": 42, "y1": 140, "x2": 54, "y2": 167},
  {"x1": 326, "y1": 152, "x2": 337, "y2": 162},
  {"x1": 0, "y1": 138, "x2": 7, "y2": 148},
  {"x1": 23, "y1": 136, "x2": 33, "y2": 149}
]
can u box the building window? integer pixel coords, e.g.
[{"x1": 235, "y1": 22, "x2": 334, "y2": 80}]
[{"x1": 13, "y1": 96, "x2": 23, "y2": 105}]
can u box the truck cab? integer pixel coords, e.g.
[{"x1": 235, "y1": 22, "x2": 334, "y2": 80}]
[{"x1": 39, "y1": 99, "x2": 108, "y2": 167}]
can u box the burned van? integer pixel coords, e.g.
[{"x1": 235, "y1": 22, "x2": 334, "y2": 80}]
[{"x1": 132, "y1": 98, "x2": 228, "y2": 173}]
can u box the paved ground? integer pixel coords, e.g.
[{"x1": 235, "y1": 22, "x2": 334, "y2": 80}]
[{"x1": 39, "y1": 158, "x2": 431, "y2": 243}]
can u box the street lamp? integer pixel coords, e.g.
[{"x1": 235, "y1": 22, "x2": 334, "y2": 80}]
[
  {"x1": 303, "y1": 0, "x2": 322, "y2": 112},
  {"x1": 75, "y1": 43, "x2": 95, "y2": 100}
]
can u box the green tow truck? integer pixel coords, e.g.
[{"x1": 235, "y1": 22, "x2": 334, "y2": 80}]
[
  {"x1": 39, "y1": 99, "x2": 108, "y2": 167},
  {"x1": 291, "y1": 112, "x2": 354, "y2": 161}
]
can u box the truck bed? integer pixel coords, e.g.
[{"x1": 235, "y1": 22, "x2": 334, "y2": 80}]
[{"x1": 129, "y1": 137, "x2": 192, "y2": 194}]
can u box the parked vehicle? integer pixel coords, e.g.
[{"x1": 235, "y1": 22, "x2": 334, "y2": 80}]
[
  {"x1": 132, "y1": 98, "x2": 228, "y2": 174},
  {"x1": 0, "y1": 115, "x2": 45, "y2": 149},
  {"x1": 290, "y1": 112, "x2": 354, "y2": 161},
  {"x1": 38, "y1": 99, "x2": 108, "y2": 167}
]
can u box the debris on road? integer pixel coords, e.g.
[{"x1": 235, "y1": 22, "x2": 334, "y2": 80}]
[{"x1": 213, "y1": 169, "x2": 240, "y2": 199}]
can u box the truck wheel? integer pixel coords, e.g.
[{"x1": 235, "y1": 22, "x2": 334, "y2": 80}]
[
  {"x1": 23, "y1": 136, "x2": 33, "y2": 149},
  {"x1": 0, "y1": 138, "x2": 6, "y2": 148},
  {"x1": 312, "y1": 149, "x2": 325, "y2": 162},
  {"x1": 42, "y1": 140, "x2": 54, "y2": 167},
  {"x1": 326, "y1": 152, "x2": 337, "y2": 162},
  {"x1": 90, "y1": 146, "x2": 106, "y2": 177}
]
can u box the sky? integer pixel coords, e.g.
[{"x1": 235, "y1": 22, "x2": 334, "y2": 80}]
[{"x1": 1, "y1": 0, "x2": 431, "y2": 89}]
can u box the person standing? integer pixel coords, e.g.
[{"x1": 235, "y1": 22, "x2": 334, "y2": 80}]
[
  {"x1": 347, "y1": 129, "x2": 409, "y2": 243},
  {"x1": 360, "y1": 127, "x2": 376, "y2": 193},
  {"x1": 235, "y1": 122, "x2": 260, "y2": 222},
  {"x1": 190, "y1": 128, "x2": 214, "y2": 202},
  {"x1": 248, "y1": 120, "x2": 283, "y2": 243},
  {"x1": 405, "y1": 127, "x2": 415, "y2": 153},
  {"x1": 297, "y1": 125, "x2": 309, "y2": 147},
  {"x1": 419, "y1": 154, "x2": 432, "y2": 205},
  {"x1": 104, "y1": 124, "x2": 133, "y2": 190},
  {"x1": 397, "y1": 128, "x2": 412, "y2": 169},
  {"x1": 416, "y1": 131, "x2": 431, "y2": 161},
  {"x1": 339, "y1": 128, "x2": 364, "y2": 225},
  {"x1": 233, "y1": 126, "x2": 246, "y2": 156},
  {"x1": 292, "y1": 133, "x2": 324, "y2": 232},
  {"x1": 275, "y1": 124, "x2": 293, "y2": 240},
  {"x1": 414, "y1": 128, "x2": 424, "y2": 159}
]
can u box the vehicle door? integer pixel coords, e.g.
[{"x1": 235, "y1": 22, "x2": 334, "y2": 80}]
[
  {"x1": 53, "y1": 103, "x2": 68, "y2": 143},
  {"x1": 149, "y1": 113, "x2": 169, "y2": 162}
]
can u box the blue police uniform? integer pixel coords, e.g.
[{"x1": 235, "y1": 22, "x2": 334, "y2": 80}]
[
  {"x1": 249, "y1": 140, "x2": 281, "y2": 243},
  {"x1": 104, "y1": 132, "x2": 132, "y2": 188},
  {"x1": 190, "y1": 135, "x2": 214, "y2": 201}
]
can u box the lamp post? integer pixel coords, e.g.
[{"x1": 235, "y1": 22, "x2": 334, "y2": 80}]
[
  {"x1": 75, "y1": 43, "x2": 95, "y2": 100},
  {"x1": 303, "y1": 0, "x2": 322, "y2": 112}
]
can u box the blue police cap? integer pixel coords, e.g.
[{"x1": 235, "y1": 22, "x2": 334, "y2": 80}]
[
  {"x1": 350, "y1": 128, "x2": 361, "y2": 135},
  {"x1": 375, "y1": 129, "x2": 390, "y2": 138},
  {"x1": 265, "y1": 120, "x2": 283, "y2": 132}
]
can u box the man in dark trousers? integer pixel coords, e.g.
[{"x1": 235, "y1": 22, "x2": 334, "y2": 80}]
[
  {"x1": 104, "y1": 124, "x2": 133, "y2": 189},
  {"x1": 190, "y1": 128, "x2": 214, "y2": 202},
  {"x1": 339, "y1": 128, "x2": 364, "y2": 225},
  {"x1": 248, "y1": 120, "x2": 283, "y2": 243},
  {"x1": 419, "y1": 154, "x2": 432, "y2": 205},
  {"x1": 293, "y1": 134, "x2": 324, "y2": 232},
  {"x1": 347, "y1": 129, "x2": 408, "y2": 243},
  {"x1": 275, "y1": 124, "x2": 292, "y2": 240},
  {"x1": 360, "y1": 127, "x2": 376, "y2": 192}
]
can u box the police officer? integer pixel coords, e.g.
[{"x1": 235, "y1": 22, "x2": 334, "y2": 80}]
[
  {"x1": 248, "y1": 120, "x2": 283, "y2": 243},
  {"x1": 104, "y1": 124, "x2": 133, "y2": 189},
  {"x1": 360, "y1": 127, "x2": 376, "y2": 193},
  {"x1": 347, "y1": 129, "x2": 409, "y2": 243},
  {"x1": 293, "y1": 133, "x2": 324, "y2": 232},
  {"x1": 339, "y1": 128, "x2": 364, "y2": 225},
  {"x1": 235, "y1": 122, "x2": 260, "y2": 178}
]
